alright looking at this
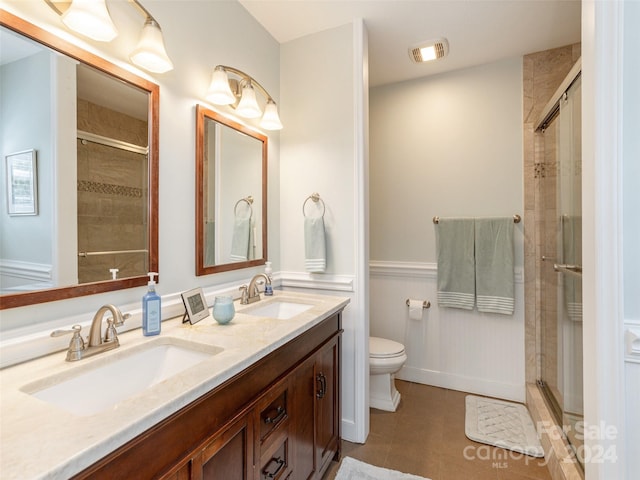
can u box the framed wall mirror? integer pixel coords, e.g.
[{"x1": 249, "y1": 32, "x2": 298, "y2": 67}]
[
  {"x1": 196, "y1": 105, "x2": 267, "y2": 275},
  {"x1": 0, "y1": 10, "x2": 159, "y2": 309}
]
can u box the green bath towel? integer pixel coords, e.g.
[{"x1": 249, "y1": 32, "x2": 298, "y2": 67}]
[
  {"x1": 435, "y1": 218, "x2": 475, "y2": 310},
  {"x1": 475, "y1": 217, "x2": 514, "y2": 315}
]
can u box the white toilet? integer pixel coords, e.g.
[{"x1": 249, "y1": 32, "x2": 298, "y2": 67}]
[{"x1": 369, "y1": 336, "x2": 407, "y2": 412}]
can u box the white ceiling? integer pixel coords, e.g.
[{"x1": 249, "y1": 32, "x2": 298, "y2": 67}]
[{"x1": 239, "y1": 0, "x2": 581, "y2": 87}]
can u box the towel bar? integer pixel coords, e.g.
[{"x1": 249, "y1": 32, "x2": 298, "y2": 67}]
[
  {"x1": 406, "y1": 299, "x2": 430, "y2": 309},
  {"x1": 433, "y1": 214, "x2": 521, "y2": 224}
]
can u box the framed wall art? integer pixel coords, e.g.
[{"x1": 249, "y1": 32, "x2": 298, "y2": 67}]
[{"x1": 6, "y1": 150, "x2": 37, "y2": 216}]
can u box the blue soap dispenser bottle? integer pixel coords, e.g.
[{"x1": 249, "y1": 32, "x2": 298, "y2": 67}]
[{"x1": 142, "y1": 272, "x2": 161, "y2": 336}]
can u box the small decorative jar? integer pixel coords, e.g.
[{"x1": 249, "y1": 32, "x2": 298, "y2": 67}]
[{"x1": 212, "y1": 296, "x2": 235, "y2": 324}]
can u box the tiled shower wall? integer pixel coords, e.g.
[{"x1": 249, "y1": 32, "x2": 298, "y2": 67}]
[{"x1": 76, "y1": 99, "x2": 148, "y2": 283}]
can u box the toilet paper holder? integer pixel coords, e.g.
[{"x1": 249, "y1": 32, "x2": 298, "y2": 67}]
[{"x1": 406, "y1": 299, "x2": 430, "y2": 309}]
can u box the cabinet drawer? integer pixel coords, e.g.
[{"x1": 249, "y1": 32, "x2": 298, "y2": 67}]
[
  {"x1": 259, "y1": 435, "x2": 290, "y2": 480},
  {"x1": 257, "y1": 382, "x2": 290, "y2": 444}
]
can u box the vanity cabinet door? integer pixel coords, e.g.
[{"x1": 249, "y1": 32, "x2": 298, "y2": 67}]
[
  {"x1": 290, "y1": 333, "x2": 341, "y2": 480},
  {"x1": 191, "y1": 413, "x2": 254, "y2": 480},
  {"x1": 315, "y1": 336, "x2": 340, "y2": 477},
  {"x1": 291, "y1": 355, "x2": 316, "y2": 480}
]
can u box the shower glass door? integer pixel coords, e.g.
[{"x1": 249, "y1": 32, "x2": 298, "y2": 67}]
[
  {"x1": 540, "y1": 75, "x2": 583, "y2": 467},
  {"x1": 557, "y1": 76, "x2": 583, "y2": 463}
]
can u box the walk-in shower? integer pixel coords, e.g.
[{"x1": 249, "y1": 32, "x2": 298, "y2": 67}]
[{"x1": 535, "y1": 62, "x2": 583, "y2": 469}]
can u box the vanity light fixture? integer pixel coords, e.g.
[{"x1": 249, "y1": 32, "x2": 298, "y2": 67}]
[
  {"x1": 129, "y1": 17, "x2": 173, "y2": 73},
  {"x1": 409, "y1": 38, "x2": 449, "y2": 63},
  {"x1": 61, "y1": 0, "x2": 118, "y2": 42},
  {"x1": 206, "y1": 65, "x2": 283, "y2": 130},
  {"x1": 46, "y1": 0, "x2": 174, "y2": 73}
]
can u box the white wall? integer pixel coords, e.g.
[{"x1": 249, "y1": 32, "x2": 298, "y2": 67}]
[
  {"x1": 279, "y1": 21, "x2": 369, "y2": 443},
  {"x1": 369, "y1": 57, "x2": 526, "y2": 402}
]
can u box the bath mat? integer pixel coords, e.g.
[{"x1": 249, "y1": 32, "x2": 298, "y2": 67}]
[
  {"x1": 335, "y1": 457, "x2": 431, "y2": 480},
  {"x1": 465, "y1": 395, "x2": 544, "y2": 457}
]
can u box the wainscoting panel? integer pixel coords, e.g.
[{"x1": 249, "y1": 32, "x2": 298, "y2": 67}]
[{"x1": 370, "y1": 261, "x2": 525, "y2": 402}]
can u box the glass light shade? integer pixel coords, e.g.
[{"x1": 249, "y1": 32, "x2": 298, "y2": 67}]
[
  {"x1": 129, "y1": 19, "x2": 174, "y2": 74},
  {"x1": 206, "y1": 67, "x2": 235, "y2": 105},
  {"x1": 62, "y1": 0, "x2": 118, "y2": 42},
  {"x1": 260, "y1": 100, "x2": 283, "y2": 130},
  {"x1": 235, "y1": 83, "x2": 262, "y2": 118}
]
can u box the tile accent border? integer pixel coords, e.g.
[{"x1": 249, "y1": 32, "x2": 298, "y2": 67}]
[{"x1": 77, "y1": 180, "x2": 143, "y2": 198}]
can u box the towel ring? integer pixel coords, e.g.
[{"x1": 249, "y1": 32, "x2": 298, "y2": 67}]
[
  {"x1": 234, "y1": 196, "x2": 253, "y2": 219},
  {"x1": 303, "y1": 192, "x2": 325, "y2": 218}
]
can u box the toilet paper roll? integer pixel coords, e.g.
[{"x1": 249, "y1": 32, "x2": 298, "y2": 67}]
[{"x1": 408, "y1": 299, "x2": 423, "y2": 320}]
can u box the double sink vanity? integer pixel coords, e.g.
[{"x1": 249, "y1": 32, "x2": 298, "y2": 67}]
[{"x1": 0, "y1": 291, "x2": 349, "y2": 480}]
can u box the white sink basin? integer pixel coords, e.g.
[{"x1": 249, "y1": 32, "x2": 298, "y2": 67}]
[
  {"x1": 22, "y1": 338, "x2": 222, "y2": 416},
  {"x1": 243, "y1": 300, "x2": 314, "y2": 319}
]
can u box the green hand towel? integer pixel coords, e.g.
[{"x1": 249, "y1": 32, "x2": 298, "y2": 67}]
[{"x1": 305, "y1": 216, "x2": 326, "y2": 273}]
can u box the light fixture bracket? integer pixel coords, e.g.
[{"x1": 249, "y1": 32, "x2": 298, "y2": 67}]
[{"x1": 217, "y1": 65, "x2": 276, "y2": 107}]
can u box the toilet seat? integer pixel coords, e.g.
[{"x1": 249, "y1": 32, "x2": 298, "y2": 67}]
[{"x1": 370, "y1": 337, "x2": 405, "y2": 359}]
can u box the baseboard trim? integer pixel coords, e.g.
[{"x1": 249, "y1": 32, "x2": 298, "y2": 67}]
[{"x1": 397, "y1": 365, "x2": 525, "y2": 403}]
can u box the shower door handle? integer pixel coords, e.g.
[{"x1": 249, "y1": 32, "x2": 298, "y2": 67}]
[{"x1": 553, "y1": 264, "x2": 582, "y2": 277}]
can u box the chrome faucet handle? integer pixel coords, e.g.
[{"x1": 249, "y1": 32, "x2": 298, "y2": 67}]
[
  {"x1": 239, "y1": 285, "x2": 249, "y2": 305},
  {"x1": 51, "y1": 325, "x2": 85, "y2": 362}
]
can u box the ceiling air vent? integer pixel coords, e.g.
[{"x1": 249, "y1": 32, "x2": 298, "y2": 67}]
[{"x1": 409, "y1": 38, "x2": 449, "y2": 63}]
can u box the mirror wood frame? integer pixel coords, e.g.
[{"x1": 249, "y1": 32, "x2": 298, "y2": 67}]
[
  {"x1": 195, "y1": 104, "x2": 267, "y2": 276},
  {"x1": 0, "y1": 10, "x2": 159, "y2": 310}
]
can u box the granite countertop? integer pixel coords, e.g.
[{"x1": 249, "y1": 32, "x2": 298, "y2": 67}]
[{"x1": 0, "y1": 291, "x2": 349, "y2": 480}]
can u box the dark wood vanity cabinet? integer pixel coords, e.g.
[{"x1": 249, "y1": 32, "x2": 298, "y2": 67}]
[{"x1": 73, "y1": 312, "x2": 342, "y2": 480}]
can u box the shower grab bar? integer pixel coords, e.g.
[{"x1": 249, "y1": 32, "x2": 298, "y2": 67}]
[
  {"x1": 433, "y1": 214, "x2": 521, "y2": 224},
  {"x1": 553, "y1": 263, "x2": 582, "y2": 277},
  {"x1": 78, "y1": 249, "x2": 148, "y2": 257}
]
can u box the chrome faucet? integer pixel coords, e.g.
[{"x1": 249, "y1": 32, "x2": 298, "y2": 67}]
[
  {"x1": 240, "y1": 273, "x2": 271, "y2": 305},
  {"x1": 51, "y1": 304, "x2": 129, "y2": 362}
]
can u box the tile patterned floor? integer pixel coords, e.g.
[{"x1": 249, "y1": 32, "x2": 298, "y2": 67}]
[{"x1": 323, "y1": 380, "x2": 552, "y2": 480}]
